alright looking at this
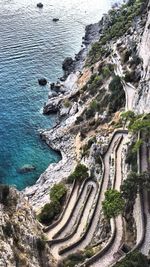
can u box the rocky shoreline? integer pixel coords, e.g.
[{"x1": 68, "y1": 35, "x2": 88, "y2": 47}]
[{"x1": 24, "y1": 18, "x2": 104, "y2": 210}]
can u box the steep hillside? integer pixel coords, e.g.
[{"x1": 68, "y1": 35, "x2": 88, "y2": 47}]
[
  {"x1": 0, "y1": 185, "x2": 54, "y2": 267},
  {"x1": 1, "y1": 0, "x2": 149, "y2": 267}
]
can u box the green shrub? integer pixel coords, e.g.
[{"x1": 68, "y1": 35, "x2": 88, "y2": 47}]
[
  {"x1": 38, "y1": 182, "x2": 67, "y2": 225},
  {"x1": 129, "y1": 116, "x2": 150, "y2": 133},
  {"x1": 121, "y1": 172, "x2": 138, "y2": 203},
  {"x1": 38, "y1": 201, "x2": 61, "y2": 225},
  {"x1": 125, "y1": 141, "x2": 137, "y2": 171},
  {"x1": 50, "y1": 183, "x2": 67, "y2": 204},
  {"x1": 67, "y1": 164, "x2": 89, "y2": 184},
  {"x1": 114, "y1": 251, "x2": 149, "y2": 267},
  {"x1": 108, "y1": 75, "x2": 125, "y2": 113},
  {"x1": 85, "y1": 100, "x2": 101, "y2": 119},
  {"x1": 102, "y1": 189, "x2": 125, "y2": 219}
]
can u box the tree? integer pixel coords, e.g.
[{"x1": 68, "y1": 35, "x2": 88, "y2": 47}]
[
  {"x1": 67, "y1": 164, "x2": 89, "y2": 184},
  {"x1": 138, "y1": 172, "x2": 150, "y2": 191},
  {"x1": 102, "y1": 189, "x2": 125, "y2": 219}
]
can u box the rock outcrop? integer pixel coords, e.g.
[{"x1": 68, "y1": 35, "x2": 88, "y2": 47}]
[{"x1": 0, "y1": 185, "x2": 53, "y2": 267}]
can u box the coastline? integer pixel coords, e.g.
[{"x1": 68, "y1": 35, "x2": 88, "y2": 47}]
[{"x1": 23, "y1": 18, "x2": 104, "y2": 210}]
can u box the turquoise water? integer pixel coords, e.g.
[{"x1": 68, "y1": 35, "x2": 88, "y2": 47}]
[{"x1": 0, "y1": 0, "x2": 120, "y2": 190}]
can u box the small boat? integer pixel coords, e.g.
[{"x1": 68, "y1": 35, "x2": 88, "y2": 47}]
[
  {"x1": 37, "y1": 3, "x2": 43, "y2": 8},
  {"x1": 53, "y1": 18, "x2": 59, "y2": 22}
]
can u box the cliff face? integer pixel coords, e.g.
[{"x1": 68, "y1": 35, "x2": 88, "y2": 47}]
[
  {"x1": 0, "y1": 185, "x2": 53, "y2": 267},
  {"x1": 133, "y1": 4, "x2": 150, "y2": 113},
  {"x1": 24, "y1": 0, "x2": 150, "y2": 211}
]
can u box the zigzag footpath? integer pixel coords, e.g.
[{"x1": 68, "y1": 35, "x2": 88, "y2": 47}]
[
  {"x1": 49, "y1": 180, "x2": 98, "y2": 260},
  {"x1": 110, "y1": 132, "x2": 149, "y2": 267},
  {"x1": 44, "y1": 180, "x2": 79, "y2": 239},
  {"x1": 53, "y1": 179, "x2": 98, "y2": 240},
  {"x1": 51, "y1": 130, "x2": 127, "y2": 263},
  {"x1": 80, "y1": 133, "x2": 128, "y2": 267}
]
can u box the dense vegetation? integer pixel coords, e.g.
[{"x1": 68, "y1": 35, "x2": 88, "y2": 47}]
[
  {"x1": 38, "y1": 183, "x2": 67, "y2": 225},
  {"x1": 114, "y1": 251, "x2": 149, "y2": 267},
  {"x1": 88, "y1": 0, "x2": 148, "y2": 64},
  {"x1": 121, "y1": 171, "x2": 150, "y2": 203},
  {"x1": 121, "y1": 111, "x2": 150, "y2": 133},
  {"x1": 67, "y1": 163, "x2": 89, "y2": 184}
]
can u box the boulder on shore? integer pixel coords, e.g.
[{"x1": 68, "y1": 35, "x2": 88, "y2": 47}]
[
  {"x1": 37, "y1": 3, "x2": 43, "y2": 8},
  {"x1": 38, "y1": 78, "x2": 47, "y2": 86},
  {"x1": 62, "y1": 57, "x2": 74, "y2": 71},
  {"x1": 53, "y1": 18, "x2": 59, "y2": 22},
  {"x1": 17, "y1": 165, "x2": 36, "y2": 174}
]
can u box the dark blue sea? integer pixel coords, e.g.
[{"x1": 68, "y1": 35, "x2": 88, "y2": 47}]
[{"x1": 0, "y1": 0, "x2": 120, "y2": 190}]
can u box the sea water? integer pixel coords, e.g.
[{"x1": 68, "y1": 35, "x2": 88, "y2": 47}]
[{"x1": 0, "y1": 0, "x2": 121, "y2": 190}]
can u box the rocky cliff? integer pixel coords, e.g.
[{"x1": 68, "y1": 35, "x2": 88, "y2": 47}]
[{"x1": 0, "y1": 185, "x2": 54, "y2": 267}]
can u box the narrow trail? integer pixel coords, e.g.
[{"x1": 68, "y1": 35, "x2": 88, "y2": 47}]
[
  {"x1": 49, "y1": 132, "x2": 128, "y2": 265},
  {"x1": 46, "y1": 132, "x2": 128, "y2": 264},
  {"x1": 140, "y1": 140, "x2": 150, "y2": 255},
  {"x1": 91, "y1": 134, "x2": 128, "y2": 267},
  {"x1": 60, "y1": 134, "x2": 123, "y2": 257}
]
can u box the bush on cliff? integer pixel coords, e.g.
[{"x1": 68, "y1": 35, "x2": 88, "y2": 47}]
[
  {"x1": 108, "y1": 75, "x2": 125, "y2": 113},
  {"x1": 38, "y1": 201, "x2": 61, "y2": 225},
  {"x1": 121, "y1": 171, "x2": 150, "y2": 215},
  {"x1": 102, "y1": 189, "x2": 125, "y2": 219},
  {"x1": 58, "y1": 252, "x2": 86, "y2": 267},
  {"x1": 50, "y1": 182, "x2": 67, "y2": 204},
  {"x1": 67, "y1": 164, "x2": 89, "y2": 184},
  {"x1": 114, "y1": 251, "x2": 149, "y2": 267},
  {"x1": 38, "y1": 182, "x2": 67, "y2": 225}
]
